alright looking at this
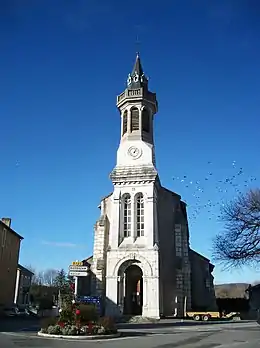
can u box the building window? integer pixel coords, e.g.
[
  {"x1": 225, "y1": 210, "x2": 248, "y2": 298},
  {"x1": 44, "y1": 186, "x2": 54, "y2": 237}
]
[
  {"x1": 122, "y1": 110, "x2": 127, "y2": 135},
  {"x1": 1, "y1": 228, "x2": 7, "y2": 248},
  {"x1": 175, "y1": 224, "x2": 182, "y2": 256},
  {"x1": 142, "y1": 108, "x2": 150, "y2": 133},
  {"x1": 130, "y1": 107, "x2": 139, "y2": 131},
  {"x1": 122, "y1": 194, "x2": 131, "y2": 237},
  {"x1": 176, "y1": 273, "x2": 183, "y2": 289},
  {"x1": 136, "y1": 193, "x2": 144, "y2": 237}
]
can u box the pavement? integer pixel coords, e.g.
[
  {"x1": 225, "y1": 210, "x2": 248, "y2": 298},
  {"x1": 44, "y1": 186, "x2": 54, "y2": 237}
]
[{"x1": 0, "y1": 317, "x2": 260, "y2": 347}]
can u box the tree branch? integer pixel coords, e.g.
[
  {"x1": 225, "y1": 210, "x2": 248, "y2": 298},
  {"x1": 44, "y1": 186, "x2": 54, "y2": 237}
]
[{"x1": 212, "y1": 188, "x2": 260, "y2": 269}]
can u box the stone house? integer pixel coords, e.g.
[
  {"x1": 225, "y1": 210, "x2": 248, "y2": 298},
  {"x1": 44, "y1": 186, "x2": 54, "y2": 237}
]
[
  {"x1": 14, "y1": 264, "x2": 34, "y2": 307},
  {"x1": 0, "y1": 218, "x2": 23, "y2": 312}
]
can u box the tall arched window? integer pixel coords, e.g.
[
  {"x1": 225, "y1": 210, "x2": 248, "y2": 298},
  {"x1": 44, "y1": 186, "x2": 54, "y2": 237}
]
[
  {"x1": 142, "y1": 108, "x2": 150, "y2": 133},
  {"x1": 136, "y1": 193, "x2": 144, "y2": 237},
  {"x1": 122, "y1": 110, "x2": 127, "y2": 135},
  {"x1": 122, "y1": 193, "x2": 131, "y2": 237},
  {"x1": 130, "y1": 107, "x2": 139, "y2": 131}
]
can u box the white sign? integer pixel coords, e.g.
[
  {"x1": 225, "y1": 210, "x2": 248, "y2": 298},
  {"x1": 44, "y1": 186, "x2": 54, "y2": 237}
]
[
  {"x1": 69, "y1": 266, "x2": 88, "y2": 271},
  {"x1": 68, "y1": 271, "x2": 89, "y2": 277}
]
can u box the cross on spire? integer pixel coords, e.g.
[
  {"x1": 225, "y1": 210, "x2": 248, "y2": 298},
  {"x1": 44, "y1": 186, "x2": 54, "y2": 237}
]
[{"x1": 135, "y1": 33, "x2": 141, "y2": 56}]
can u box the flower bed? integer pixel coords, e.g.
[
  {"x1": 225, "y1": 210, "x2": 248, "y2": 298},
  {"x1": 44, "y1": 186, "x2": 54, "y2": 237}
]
[{"x1": 39, "y1": 303, "x2": 118, "y2": 338}]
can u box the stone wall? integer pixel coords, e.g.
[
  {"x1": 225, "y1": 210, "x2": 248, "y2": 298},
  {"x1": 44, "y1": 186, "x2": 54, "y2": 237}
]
[
  {"x1": 91, "y1": 196, "x2": 111, "y2": 297},
  {"x1": 189, "y1": 250, "x2": 217, "y2": 311},
  {"x1": 0, "y1": 222, "x2": 21, "y2": 308},
  {"x1": 157, "y1": 187, "x2": 191, "y2": 317}
]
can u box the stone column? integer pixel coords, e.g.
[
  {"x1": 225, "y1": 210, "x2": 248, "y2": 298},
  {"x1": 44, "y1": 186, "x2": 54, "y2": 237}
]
[
  {"x1": 131, "y1": 195, "x2": 135, "y2": 240},
  {"x1": 142, "y1": 276, "x2": 160, "y2": 318},
  {"x1": 110, "y1": 191, "x2": 121, "y2": 248},
  {"x1": 118, "y1": 275, "x2": 125, "y2": 312},
  {"x1": 145, "y1": 196, "x2": 155, "y2": 248},
  {"x1": 105, "y1": 276, "x2": 121, "y2": 317}
]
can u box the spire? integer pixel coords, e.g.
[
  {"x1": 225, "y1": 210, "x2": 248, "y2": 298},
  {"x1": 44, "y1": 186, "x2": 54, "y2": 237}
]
[
  {"x1": 131, "y1": 52, "x2": 144, "y2": 76},
  {"x1": 127, "y1": 53, "x2": 148, "y2": 89}
]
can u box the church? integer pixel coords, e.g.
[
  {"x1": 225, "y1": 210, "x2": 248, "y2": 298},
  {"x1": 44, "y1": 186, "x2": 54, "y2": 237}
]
[{"x1": 82, "y1": 54, "x2": 216, "y2": 318}]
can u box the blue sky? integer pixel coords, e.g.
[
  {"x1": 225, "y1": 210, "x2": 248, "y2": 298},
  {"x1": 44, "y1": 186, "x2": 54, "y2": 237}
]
[{"x1": 0, "y1": 0, "x2": 259, "y2": 284}]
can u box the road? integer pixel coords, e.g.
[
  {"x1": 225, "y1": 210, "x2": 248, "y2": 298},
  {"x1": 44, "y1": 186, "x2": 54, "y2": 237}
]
[{"x1": 0, "y1": 318, "x2": 260, "y2": 347}]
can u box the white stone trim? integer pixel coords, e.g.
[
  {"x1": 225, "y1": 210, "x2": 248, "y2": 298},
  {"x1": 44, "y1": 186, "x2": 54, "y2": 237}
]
[
  {"x1": 112, "y1": 254, "x2": 153, "y2": 277},
  {"x1": 37, "y1": 332, "x2": 121, "y2": 340}
]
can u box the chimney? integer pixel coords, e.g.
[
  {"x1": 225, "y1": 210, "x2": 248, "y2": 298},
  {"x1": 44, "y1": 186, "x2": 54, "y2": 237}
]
[{"x1": 2, "y1": 218, "x2": 11, "y2": 227}]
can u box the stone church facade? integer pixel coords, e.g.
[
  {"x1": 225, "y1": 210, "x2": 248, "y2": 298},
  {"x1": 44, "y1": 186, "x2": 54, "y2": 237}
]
[{"x1": 87, "y1": 54, "x2": 216, "y2": 318}]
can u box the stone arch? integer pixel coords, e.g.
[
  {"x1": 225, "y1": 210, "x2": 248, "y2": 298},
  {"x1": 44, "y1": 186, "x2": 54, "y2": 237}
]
[
  {"x1": 134, "y1": 191, "x2": 143, "y2": 199},
  {"x1": 113, "y1": 254, "x2": 153, "y2": 277}
]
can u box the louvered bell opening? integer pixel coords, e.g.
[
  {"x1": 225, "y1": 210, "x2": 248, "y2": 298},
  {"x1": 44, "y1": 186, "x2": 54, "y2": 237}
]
[
  {"x1": 130, "y1": 107, "x2": 139, "y2": 131},
  {"x1": 142, "y1": 108, "x2": 150, "y2": 133},
  {"x1": 122, "y1": 111, "x2": 127, "y2": 135}
]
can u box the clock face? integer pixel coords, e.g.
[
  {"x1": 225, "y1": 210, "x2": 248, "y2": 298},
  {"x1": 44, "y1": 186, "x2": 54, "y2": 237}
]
[{"x1": 127, "y1": 146, "x2": 142, "y2": 159}]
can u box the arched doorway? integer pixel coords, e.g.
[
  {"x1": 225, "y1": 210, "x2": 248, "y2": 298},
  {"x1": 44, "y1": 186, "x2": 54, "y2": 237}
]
[{"x1": 123, "y1": 265, "x2": 143, "y2": 315}]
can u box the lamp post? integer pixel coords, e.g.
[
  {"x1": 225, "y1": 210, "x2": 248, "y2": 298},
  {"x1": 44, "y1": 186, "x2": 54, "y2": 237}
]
[{"x1": 74, "y1": 276, "x2": 78, "y2": 299}]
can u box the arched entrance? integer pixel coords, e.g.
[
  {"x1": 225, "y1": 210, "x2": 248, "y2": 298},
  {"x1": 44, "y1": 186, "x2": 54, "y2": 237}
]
[
  {"x1": 124, "y1": 265, "x2": 143, "y2": 315},
  {"x1": 117, "y1": 261, "x2": 143, "y2": 316}
]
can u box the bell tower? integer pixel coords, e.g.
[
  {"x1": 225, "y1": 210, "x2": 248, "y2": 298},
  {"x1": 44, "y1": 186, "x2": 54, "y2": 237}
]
[
  {"x1": 105, "y1": 54, "x2": 160, "y2": 318},
  {"x1": 108, "y1": 53, "x2": 160, "y2": 251},
  {"x1": 110, "y1": 53, "x2": 159, "y2": 184}
]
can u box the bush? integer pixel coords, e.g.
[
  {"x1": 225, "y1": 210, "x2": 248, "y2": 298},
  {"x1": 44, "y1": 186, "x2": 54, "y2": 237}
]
[
  {"x1": 47, "y1": 325, "x2": 62, "y2": 335},
  {"x1": 62, "y1": 325, "x2": 77, "y2": 336},
  {"x1": 59, "y1": 305, "x2": 75, "y2": 324},
  {"x1": 98, "y1": 316, "x2": 117, "y2": 334},
  {"x1": 78, "y1": 304, "x2": 98, "y2": 323},
  {"x1": 97, "y1": 326, "x2": 106, "y2": 335},
  {"x1": 41, "y1": 317, "x2": 57, "y2": 329}
]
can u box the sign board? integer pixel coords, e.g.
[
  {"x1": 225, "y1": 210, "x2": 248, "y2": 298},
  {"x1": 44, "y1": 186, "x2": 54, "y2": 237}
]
[
  {"x1": 71, "y1": 261, "x2": 83, "y2": 266},
  {"x1": 68, "y1": 271, "x2": 89, "y2": 277},
  {"x1": 69, "y1": 266, "x2": 88, "y2": 271}
]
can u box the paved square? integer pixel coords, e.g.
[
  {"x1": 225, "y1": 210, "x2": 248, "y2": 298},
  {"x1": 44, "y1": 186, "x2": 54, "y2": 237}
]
[{"x1": 1, "y1": 319, "x2": 260, "y2": 348}]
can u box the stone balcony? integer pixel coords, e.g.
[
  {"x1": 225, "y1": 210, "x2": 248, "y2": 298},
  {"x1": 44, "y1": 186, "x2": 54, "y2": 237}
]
[{"x1": 117, "y1": 87, "x2": 158, "y2": 111}]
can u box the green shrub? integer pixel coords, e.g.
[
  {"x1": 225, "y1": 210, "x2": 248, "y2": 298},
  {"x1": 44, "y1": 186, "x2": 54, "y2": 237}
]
[
  {"x1": 68, "y1": 325, "x2": 77, "y2": 335},
  {"x1": 97, "y1": 326, "x2": 106, "y2": 335},
  {"x1": 91, "y1": 325, "x2": 99, "y2": 335},
  {"x1": 62, "y1": 325, "x2": 77, "y2": 336},
  {"x1": 78, "y1": 304, "x2": 98, "y2": 323},
  {"x1": 59, "y1": 305, "x2": 75, "y2": 324},
  {"x1": 98, "y1": 316, "x2": 117, "y2": 334},
  {"x1": 41, "y1": 317, "x2": 57, "y2": 329},
  {"x1": 47, "y1": 325, "x2": 62, "y2": 335}
]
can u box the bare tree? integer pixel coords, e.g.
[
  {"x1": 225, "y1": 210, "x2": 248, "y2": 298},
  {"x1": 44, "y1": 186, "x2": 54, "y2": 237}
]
[
  {"x1": 25, "y1": 265, "x2": 40, "y2": 284},
  {"x1": 25, "y1": 266, "x2": 58, "y2": 285},
  {"x1": 213, "y1": 188, "x2": 260, "y2": 268},
  {"x1": 43, "y1": 269, "x2": 59, "y2": 286}
]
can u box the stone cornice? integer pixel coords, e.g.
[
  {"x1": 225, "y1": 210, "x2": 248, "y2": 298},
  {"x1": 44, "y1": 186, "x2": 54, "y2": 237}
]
[{"x1": 110, "y1": 165, "x2": 158, "y2": 184}]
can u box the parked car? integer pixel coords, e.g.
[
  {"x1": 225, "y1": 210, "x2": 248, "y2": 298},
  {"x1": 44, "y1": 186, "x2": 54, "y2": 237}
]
[
  {"x1": 3, "y1": 306, "x2": 19, "y2": 316},
  {"x1": 3, "y1": 305, "x2": 30, "y2": 317}
]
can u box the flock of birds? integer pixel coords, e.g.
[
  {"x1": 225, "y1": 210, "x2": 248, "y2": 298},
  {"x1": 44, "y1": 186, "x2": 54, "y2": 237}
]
[
  {"x1": 172, "y1": 160, "x2": 258, "y2": 226},
  {"x1": 14, "y1": 159, "x2": 258, "y2": 228}
]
